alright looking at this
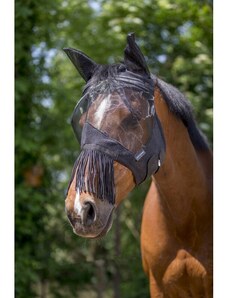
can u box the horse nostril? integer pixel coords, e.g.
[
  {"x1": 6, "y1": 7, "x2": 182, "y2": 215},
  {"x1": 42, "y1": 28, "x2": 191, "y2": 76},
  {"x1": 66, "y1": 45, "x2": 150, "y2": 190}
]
[{"x1": 82, "y1": 201, "x2": 96, "y2": 226}]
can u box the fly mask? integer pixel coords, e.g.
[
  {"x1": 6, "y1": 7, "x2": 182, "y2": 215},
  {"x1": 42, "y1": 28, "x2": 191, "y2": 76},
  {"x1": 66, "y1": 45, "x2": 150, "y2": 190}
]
[{"x1": 64, "y1": 33, "x2": 166, "y2": 204}]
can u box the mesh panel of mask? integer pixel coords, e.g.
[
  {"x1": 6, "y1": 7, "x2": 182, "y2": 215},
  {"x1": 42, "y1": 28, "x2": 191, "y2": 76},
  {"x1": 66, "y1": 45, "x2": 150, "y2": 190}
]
[
  {"x1": 71, "y1": 82, "x2": 155, "y2": 154},
  {"x1": 71, "y1": 93, "x2": 90, "y2": 142}
]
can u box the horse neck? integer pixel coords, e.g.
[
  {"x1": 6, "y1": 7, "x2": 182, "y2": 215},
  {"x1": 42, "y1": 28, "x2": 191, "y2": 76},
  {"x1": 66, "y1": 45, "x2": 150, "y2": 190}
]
[{"x1": 153, "y1": 87, "x2": 212, "y2": 230}]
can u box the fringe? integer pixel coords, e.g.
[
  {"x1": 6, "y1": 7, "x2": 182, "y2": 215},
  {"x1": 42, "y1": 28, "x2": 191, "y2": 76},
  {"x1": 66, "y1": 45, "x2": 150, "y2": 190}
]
[{"x1": 69, "y1": 149, "x2": 115, "y2": 204}]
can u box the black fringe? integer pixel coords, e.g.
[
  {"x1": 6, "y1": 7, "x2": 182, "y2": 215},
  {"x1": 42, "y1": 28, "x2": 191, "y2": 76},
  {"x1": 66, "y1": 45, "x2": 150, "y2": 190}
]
[{"x1": 69, "y1": 149, "x2": 115, "y2": 205}]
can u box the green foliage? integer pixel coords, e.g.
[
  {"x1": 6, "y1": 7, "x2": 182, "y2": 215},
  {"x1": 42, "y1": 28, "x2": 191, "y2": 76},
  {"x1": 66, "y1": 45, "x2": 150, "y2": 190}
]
[{"x1": 16, "y1": 0, "x2": 212, "y2": 297}]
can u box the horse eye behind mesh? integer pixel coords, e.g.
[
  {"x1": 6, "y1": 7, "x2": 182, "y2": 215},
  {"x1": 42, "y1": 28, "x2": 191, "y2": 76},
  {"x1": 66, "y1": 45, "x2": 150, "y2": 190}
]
[{"x1": 121, "y1": 115, "x2": 138, "y2": 128}]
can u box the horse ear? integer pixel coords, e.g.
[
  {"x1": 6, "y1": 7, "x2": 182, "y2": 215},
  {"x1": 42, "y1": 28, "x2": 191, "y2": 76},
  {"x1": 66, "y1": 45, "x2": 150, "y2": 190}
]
[
  {"x1": 124, "y1": 33, "x2": 150, "y2": 77},
  {"x1": 63, "y1": 47, "x2": 97, "y2": 82}
]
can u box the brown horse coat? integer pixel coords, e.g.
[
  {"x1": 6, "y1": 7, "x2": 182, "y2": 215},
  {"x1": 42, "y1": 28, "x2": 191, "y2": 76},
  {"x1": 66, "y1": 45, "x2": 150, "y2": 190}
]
[{"x1": 140, "y1": 87, "x2": 213, "y2": 297}]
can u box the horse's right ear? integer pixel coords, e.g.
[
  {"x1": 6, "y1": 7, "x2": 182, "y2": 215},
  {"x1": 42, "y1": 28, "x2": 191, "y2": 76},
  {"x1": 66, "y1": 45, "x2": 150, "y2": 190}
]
[{"x1": 63, "y1": 48, "x2": 97, "y2": 82}]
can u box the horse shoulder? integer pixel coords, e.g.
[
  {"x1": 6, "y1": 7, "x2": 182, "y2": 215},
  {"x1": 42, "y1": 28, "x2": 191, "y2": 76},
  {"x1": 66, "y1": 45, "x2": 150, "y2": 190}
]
[{"x1": 141, "y1": 179, "x2": 213, "y2": 297}]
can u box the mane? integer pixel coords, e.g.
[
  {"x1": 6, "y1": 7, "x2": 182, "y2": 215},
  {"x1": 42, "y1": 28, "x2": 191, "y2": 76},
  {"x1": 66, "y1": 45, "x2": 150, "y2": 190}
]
[
  {"x1": 91, "y1": 64, "x2": 209, "y2": 151},
  {"x1": 152, "y1": 74, "x2": 209, "y2": 151}
]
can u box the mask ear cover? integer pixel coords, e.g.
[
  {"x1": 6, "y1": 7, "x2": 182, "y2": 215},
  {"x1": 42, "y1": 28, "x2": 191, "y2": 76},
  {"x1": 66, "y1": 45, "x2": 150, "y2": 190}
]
[
  {"x1": 63, "y1": 47, "x2": 97, "y2": 82},
  {"x1": 124, "y1": 33, "x2": 150, "y2": 77}
]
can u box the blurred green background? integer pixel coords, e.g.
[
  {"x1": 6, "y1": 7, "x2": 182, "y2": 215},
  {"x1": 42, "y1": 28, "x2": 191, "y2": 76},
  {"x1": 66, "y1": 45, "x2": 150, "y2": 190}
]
[{"x1": 15, "y1": 0, "x2": 212, "y2": 297}]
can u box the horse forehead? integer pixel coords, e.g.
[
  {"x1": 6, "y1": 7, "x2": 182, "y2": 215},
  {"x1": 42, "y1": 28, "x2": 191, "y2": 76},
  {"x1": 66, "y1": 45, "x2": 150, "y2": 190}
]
[
  {"x1": 94, "y1": 94, "x2": 111, "y2": 124},
  {"x1": 89, "y1": 92, "x2": 127, "y2": 116}
]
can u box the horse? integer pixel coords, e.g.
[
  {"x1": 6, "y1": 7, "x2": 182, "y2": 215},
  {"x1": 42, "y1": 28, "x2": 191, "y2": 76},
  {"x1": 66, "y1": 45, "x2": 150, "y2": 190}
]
[{"x1": 64, "y1": 33, "x2": 213, "y2": 297}]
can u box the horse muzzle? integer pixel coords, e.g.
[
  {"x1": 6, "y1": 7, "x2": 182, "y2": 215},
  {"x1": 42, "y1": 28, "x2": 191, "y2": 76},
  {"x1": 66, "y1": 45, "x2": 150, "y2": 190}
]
[{"x1": 66, "y1": 192, "x2": 115, "y2": 239}]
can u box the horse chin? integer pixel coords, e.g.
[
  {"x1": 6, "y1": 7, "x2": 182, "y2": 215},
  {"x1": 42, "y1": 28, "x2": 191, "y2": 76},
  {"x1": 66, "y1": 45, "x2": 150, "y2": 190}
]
[{"x1": 73, "y1": 206, "x2": 115, "y2": 239}]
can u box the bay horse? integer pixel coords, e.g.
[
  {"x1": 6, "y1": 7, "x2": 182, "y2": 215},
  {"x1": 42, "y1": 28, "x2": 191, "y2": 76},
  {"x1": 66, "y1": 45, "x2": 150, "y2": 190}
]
[{"x1": 64, "y1": 33, "x2": 213, "y2": 297}]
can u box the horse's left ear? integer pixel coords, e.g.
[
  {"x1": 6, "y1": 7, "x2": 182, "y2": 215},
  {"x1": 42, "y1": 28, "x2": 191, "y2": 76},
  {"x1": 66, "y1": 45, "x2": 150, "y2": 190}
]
[
  {"x1": 63, "y1": 47, "x2": 97, "y2": 82},
  {"x1": 124, "y1": 33, "x2": 150, "y2": 77}
]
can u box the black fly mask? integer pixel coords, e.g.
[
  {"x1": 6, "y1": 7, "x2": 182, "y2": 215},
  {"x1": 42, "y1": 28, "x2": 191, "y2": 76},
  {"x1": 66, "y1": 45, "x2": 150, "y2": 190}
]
[{"x1": 64, "y1": 33, "x2": 166, "y2": 204}]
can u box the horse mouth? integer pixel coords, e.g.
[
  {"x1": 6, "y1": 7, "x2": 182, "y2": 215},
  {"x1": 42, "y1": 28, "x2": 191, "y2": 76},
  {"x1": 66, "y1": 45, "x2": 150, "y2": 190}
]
[{"x1": 72, "y1": 206, "x2": 115, "y2": 239}]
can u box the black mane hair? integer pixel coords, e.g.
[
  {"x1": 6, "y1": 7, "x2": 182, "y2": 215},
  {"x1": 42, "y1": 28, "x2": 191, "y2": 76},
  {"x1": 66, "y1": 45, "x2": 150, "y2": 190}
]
[
  {"x1": 90, "y1": 64, "x2": 209, "y2": 151},
  {"x1": 152, "y1": 74, "x2": 209, "y2": 151}
]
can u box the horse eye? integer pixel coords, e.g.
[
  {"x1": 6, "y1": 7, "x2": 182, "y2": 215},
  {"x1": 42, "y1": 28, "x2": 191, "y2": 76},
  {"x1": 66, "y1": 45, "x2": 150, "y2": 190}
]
[{"x1": 121, "y1": 115, "x2": 138, "y2": 128}]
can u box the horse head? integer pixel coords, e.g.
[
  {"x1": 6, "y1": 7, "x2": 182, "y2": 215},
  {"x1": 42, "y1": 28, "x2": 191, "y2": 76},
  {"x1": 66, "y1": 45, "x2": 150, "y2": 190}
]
[{"x1": 64, "y1": 33, "x2": 165, "y2": 238}]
